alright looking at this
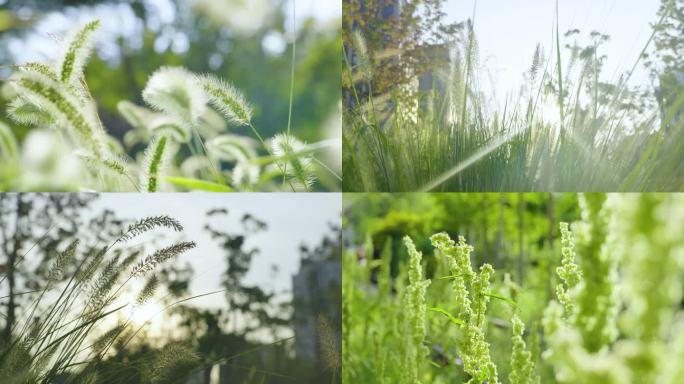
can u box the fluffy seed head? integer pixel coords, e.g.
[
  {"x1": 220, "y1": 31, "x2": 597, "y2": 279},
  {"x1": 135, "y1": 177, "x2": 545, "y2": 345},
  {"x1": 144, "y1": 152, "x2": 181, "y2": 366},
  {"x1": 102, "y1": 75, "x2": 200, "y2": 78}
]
[
  {"x1": 316, "y1": 314, "x2": 341, "y2": 373},
  {"x1": 271, "y1": 133, "x2": 316, "y2": 190},
  {"x1": 197, "y1": 73, "x2": 252, "y2": 126},
  {"x1": 121, "y1": 215, "x2": 183, "y2": 242},
  {"x1": 48, "y1": 239, "x2": 79, "y2": 283},
  {"x1": 207, "y1": 134, "x2": 257, "y2": 162},
  {"x1": 141, "y1": 135, "x2": 175, "y2": 192},
  {"x1": 231, "y1": 160, "x2": 260, "y2": 188},
  {"x1": 10, "y1": 71, "x2": 106, "y2": 158},
  {"x1": 148, "y1": 115, "x2": 191, "y2": 143},
  {"x1": 117, "y1": 100, "x2": 154, "y2": 131},
  {"x1": 135, "y1": 275, "x2": 159, "y2": 307},
  {"x1": 88, "y1": 256, "x2": 121, "y2": 311},
  {"x1": 77, "y1": 151, "x2": 128, "y2": 176},
  {"x1": 21, "y1": 62, "x2": 58, "y2": 80},
  {"x1": 58, "y1": 20, "x2": 101, "y2": 84},
  {"x1": 149, "y1": 343, "x2": 199, "y2": 383},
  {"x1": 92, "y1": 324, "x2": 125, "y2": 355},
  {"x1": 352, "y1": 31, "x2": 372, "y2": 81},
  {"x1": 7, "y1": 97, "x2": 55, "y2": 127},
  {"x1": 142, "y1": 66, "x2": 207, "y2": 124},
  {"x1": 131, "y1": 241, "x2": 196, "y2": 277}
]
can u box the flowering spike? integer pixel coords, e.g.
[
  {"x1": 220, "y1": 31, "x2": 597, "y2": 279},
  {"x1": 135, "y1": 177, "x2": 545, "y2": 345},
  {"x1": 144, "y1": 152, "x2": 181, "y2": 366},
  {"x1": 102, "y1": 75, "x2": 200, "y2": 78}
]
[
  {"x1": 142, "y1": 66, "x2": 207, "y2": 124},
  {"x1": 58, "y1": 20, "x2": 101, "y2": 84},
  {"x1": 271, "y1": 133, "x2": 316, "y2": 191},
  {"x1": 11, "y1": 71, "x2": 106, "y2": 158},
  {"x1": 197, "y1": 73, "x2": 252, "y2": 126}
]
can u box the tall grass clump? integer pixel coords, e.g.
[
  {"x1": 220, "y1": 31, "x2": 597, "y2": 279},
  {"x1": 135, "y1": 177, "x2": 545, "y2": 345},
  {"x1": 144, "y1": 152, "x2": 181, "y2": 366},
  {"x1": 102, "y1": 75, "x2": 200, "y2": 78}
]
[
  {"x1": 343, "y1": 193, "x2": 684, "y2": 383},
  {"x1": 343, "y1": 4, "x2": 684, "y2": 192},
  {"x1": 0, "y1": 215, "x2": 200, "y2": 383},
  {"x1": 1, "y1": 19, "x2": 339, "y2": 192}
]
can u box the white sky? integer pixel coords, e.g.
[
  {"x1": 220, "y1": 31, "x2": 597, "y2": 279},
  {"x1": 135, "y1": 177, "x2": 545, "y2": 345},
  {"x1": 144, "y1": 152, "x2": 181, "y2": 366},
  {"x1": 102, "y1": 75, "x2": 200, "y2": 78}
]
[
  {"x1": 444, "y1": 0, "x2": 662, "y2": 103},
  {"x1": 89, "y1": 193, "x2": 341, "y2": 309},
  {"x1": 288, "y1": 0, "x2": 340, "y2": 26}
]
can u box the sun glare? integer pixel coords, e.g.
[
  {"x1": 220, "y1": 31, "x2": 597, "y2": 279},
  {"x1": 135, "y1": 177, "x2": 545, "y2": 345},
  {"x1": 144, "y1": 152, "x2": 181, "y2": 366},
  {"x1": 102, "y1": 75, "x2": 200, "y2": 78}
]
[
  {"x1": 129, "y1": 300, "x2": 165, "y2": 328},
  {"x1": 539, "y1": 97, "x2": 563, "y2": 128}
]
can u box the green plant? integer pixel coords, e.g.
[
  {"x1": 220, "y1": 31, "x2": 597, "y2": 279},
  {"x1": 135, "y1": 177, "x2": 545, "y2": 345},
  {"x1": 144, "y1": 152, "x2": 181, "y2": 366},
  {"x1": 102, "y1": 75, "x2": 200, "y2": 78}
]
[
  {"x1": 1, "y1": 20, "x2": 339, "y2": 192},
  {"x1": 343, "y1": 3, "x2": 684, "y2": 192},
  {"x1": 430, "y1": 233, "x2": 500, "y2": 383},
  {"x1": 343, "y1": 193, "x2": 684, "y2": 383},
  {"x1": 544, "y1": 194, "x2": 684, "y2": 383},
  {"x1": 403, "y1": 236, "x2": 431, "y2": 383},
  {"x1": 0, "y1": 215, "x2": 202, "y2": 383}
]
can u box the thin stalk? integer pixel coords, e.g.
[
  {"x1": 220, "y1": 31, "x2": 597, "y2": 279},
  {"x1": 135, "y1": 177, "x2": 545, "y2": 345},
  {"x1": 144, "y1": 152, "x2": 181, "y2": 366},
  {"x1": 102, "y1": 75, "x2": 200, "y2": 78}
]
[
  {"x1": 555, "y1": 0, "x2": 564, "y2": 130},
  {"x1": 283, "y1": 0, "x2": 297, "y2": 186},
  {"x1": 247, "y1": 122, "x2": 296, "y2": 191}
]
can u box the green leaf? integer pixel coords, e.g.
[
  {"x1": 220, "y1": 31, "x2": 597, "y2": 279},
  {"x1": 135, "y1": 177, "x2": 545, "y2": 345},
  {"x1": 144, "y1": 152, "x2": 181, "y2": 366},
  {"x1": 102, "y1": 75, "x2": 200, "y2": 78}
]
[
  {"x1": 429, "y1": 307, "x2": 463, "y2": 326},
  {"x1": 165, "y1": 176, "x2": 234, "y2": 192},
  {"x1": 250, "y1": 139, "x2": 336, "y2": 165},
  {"x1": 485, "y1": 292, "x2": 519, "y2": 308},
  {"x1": 437, "y1": 273, "x2": 467, "y2": 280}
]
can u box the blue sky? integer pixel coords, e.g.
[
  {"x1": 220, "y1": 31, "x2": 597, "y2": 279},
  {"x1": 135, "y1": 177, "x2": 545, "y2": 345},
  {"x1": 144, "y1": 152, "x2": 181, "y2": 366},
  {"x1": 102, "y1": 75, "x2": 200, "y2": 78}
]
[{"x1": 443, "y1": 0, "x2": 661, "y2": 102}]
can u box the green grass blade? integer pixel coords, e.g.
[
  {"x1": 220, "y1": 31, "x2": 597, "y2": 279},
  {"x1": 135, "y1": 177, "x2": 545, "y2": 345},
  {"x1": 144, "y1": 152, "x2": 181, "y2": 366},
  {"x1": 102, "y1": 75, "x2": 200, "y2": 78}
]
[{"x1": 165, "y1": 176, "x2": 234, "y2": 192}]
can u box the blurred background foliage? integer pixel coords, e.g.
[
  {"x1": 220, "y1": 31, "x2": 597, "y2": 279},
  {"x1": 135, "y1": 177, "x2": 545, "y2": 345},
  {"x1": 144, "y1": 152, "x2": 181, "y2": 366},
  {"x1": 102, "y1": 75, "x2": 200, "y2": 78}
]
[
  {"x1": 0, "y1": 0, "x2": 340, "y2": 153},
  {"x1": 343, "y1": 193, "x2": 581, "y2": 286}
]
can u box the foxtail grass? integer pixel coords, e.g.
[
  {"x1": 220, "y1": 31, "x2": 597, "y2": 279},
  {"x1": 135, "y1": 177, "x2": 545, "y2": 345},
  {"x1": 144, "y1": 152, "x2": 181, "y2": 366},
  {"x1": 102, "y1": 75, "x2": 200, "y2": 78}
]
[{"x1": 0, "y1": 215, "x2": 198, "y2": 383}]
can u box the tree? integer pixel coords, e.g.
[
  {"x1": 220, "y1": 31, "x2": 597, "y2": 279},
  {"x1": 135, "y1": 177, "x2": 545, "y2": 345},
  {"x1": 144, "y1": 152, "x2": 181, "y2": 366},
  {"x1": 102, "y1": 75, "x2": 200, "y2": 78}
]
[
  {"x1": 0, "y1": 193, "x2": 97, "y2": 341},
  {"x1": 650, "y1": 0, "x2": 684, "y2": 129},
  {"x1": 159, "y1": 208, "x2": 293, "y2": 382},
  {"x1": 343, "y1": 0, "x2": 461, "y2": 100}
]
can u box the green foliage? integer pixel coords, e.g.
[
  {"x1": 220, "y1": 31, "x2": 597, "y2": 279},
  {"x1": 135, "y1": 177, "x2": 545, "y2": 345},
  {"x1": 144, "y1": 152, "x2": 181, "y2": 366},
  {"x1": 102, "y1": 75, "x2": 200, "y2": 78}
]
[
  {"x1": 509, "y1": 315, "x2": 536, "y2": 384},
  {"x1": 344, "y1": 193, "x2": 684, "y2": 383},
  {"x1": 2, "y1": 19, "x2": 338, "y2": 191},
  {"x1": 430, "y1": 233, "x2": 499, "y2": 384},
  {"x1": 343, "y1": 0, "x2": 460, "y2": 96},
  {"x1": 0, "y1": 120, "x2": 18, "y2": 162},
  {"x1": 555, "y1": 222, "x2": 581, "y2": 318},
  {"x1": 403, "y1": 236, "x2": 431, "y2": 383},
  {"x1": 343, "y1": 5, "x2": 684, "y2": 191},
  {"x1": 141, "y1": 135, "x2": 171, "y2": 192}
]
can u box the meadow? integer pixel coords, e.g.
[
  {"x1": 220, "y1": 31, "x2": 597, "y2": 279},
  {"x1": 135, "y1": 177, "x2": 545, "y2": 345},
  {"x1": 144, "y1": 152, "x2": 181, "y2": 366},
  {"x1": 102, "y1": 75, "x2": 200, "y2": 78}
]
[
  {"x1": 342, "y1": 0, "x2": 684, "y2": 192},
  {"x1": 342, "y1": 193, "x2": 684, "y2": 383}
]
